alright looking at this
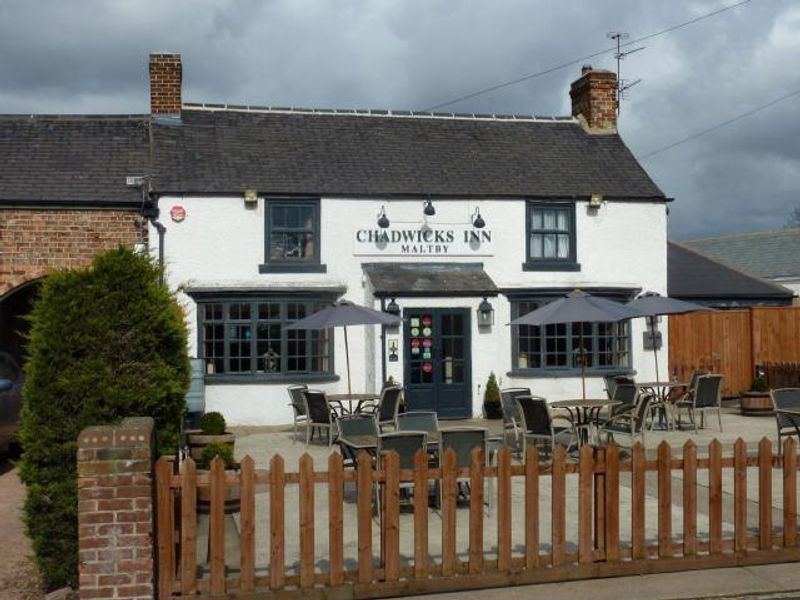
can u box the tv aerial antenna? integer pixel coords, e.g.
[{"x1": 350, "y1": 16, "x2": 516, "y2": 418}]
[{"x1": 607, "y1": 32, "x2": 644, "y2": 114}]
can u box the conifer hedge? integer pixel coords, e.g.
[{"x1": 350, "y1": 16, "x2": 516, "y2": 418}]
[{"x1": 18, "y1": 248, "x2": 190, "y2": 590}]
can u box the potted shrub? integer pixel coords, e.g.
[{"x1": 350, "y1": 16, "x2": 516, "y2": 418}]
[
  {"x1": 740, "y1": 375, "x2": 772, "y2": 415},
  {"x1": 483, "y1": 372, "x2": 503, "y2": 419},
  {"x1": 187, "y1": 411, "x2": 235, "y2": 461},
  {"x1": 196, "y1": 441, "x2": 241, "y2": 515}
]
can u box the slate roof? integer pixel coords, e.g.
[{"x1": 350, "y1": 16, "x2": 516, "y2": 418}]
[
  {"x1": 364, "y1": 263, "x2": 498, "y2": 297},
  {"x1": 1, "y1": 106, "x2": 665, "y2": 204},
  {"x1": 668, "y1": 241, "x2": 794, "y2": 306},
  {"x1": 149, "y1": 107, "x2": 664, "y2": 199},
  {"x1": 0, "y1": 115, "x2": 150, "y2": 205},
  {"x1": 683, "y1": 228, "x2": 800, "y2": 280}
]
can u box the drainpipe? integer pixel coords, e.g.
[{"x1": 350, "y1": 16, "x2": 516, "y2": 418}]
[
  {"x1": 141, "y1": 193, "x2": 166, "y2": 285},
  {"x1": 380, "y1": 297, "x2": 387, "y2": 385}
]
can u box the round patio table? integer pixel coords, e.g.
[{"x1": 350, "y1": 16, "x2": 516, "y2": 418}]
[
  {"x1": 327, "y1": 392, "x2": 381, "y2": 414},
  {"x1": 550, "y1": 398, "x2": 620, "y2": 446},
  {"x1": 636, "y1": 381, "x2": 688, "y2": 430}
]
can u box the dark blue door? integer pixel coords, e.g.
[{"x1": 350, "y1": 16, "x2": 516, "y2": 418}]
[{"x1": 403, "y1": 308, "x2": 471, "y2": 419}]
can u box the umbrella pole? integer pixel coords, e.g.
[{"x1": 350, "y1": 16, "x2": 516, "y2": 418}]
[
  {"x1": 580, "y1": 327, "x2": 586, "y2": 400},
  {"x1": 344, "y1": 325, "x2": 352, "y2": 396},
  {"x1": 651, "y1": 316, "x2": 660, "y2": 384}
]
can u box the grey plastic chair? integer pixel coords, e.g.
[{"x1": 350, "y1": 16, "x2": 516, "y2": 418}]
[
  {"x1": 302, "y1": 389, "x2": 337, "y2": 447},
  {"x1": 609, "y1": 383, "x2": 639, "y2": 422},
  {"x1": 771, "y1": 388, "x2": 800, "y2": 453},
  {"x1": 396, "y1": 411, "x2": 439, "y2": 436},
  {"x1": 438, "y1": 427, "x2": 488, "y2": 502},
  {"x1": 500, "y1": 388, "x2": 530, "y2": 454},
  {"x1": 675, "y1": 374, "x2": 723, "y2": 434},
  {"x1": 603, "y1": 375, "x2": 634, "y2": 401},
  {"x1": 600, "y1": 392, "x2": 652, "y2": 445},
  {"x1": 359, "y1": 385, "x2": 403, "y2": 431},
  {"x1": 377, "y1": 431, "x2": 428, "y2": 513},
  {"x1": 337, "y1": 414, "x2": 378, "y2": 467},
  {"x1": 515, "y1": 395, "x2": 575, "y2": 458},
  {"x1": 286, "y1": 384, "x2": 309, "y2": 443}
]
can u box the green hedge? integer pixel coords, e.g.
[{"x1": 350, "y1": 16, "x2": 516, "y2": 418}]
[{"x1": 18, "y1": 248, "x2": 190, "y2": 590}]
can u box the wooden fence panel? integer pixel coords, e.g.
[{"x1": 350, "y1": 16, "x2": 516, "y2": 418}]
[
  {"x1": 670, "y1": 306, "x2": 800, "y2": 397},
  {"x1": 155, "y1": 437, "x2": 800, "y2": 599}
]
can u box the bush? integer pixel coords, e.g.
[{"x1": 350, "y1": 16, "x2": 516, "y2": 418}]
[
  {"x1": 18, "y1": 248, "x2": 190, "y2": 590},
  {"x1": 483, "y1": 372, "x2": 501, "y2": 405},
  {"x1": 199, "y1": 411, "x2": 227, "y2": 435},
  {"x1": 199, "y1": 441, "x2": 235, "y2": 469},
  {"x1": 750, "y1": 376, "x2": 769, "y2": 393}
]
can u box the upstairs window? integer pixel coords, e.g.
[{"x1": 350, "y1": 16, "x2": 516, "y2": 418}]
[
  {"x1": 260, "y1": 198, "x2": 326, "y2": 273},
  {"x1": 524, "y1": 202, "x2": 579, "y2": 271}
]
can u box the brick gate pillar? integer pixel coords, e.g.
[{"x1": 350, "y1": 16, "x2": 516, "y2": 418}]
[{"x1": 77, "y1": 417, "x2": 156, "y2": 600}]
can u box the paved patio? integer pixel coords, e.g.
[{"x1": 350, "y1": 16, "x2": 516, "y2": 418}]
[{"x1": 193, "y1": 401, "x2": 793, "y2": 578}]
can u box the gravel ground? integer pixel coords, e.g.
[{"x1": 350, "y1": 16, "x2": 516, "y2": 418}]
[{"x1": 0, "y1": 458, "x2": 44, "y2": 600}]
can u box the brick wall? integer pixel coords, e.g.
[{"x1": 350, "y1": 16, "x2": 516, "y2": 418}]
[
  {"x1": 0, "y1": 208, "x2": 142, "y2": 296},
  {"x1": 149, "y1": 53, "x2": 182, "y2": 115},
  {"x1": 570, "y1": 66, "x2": 618, "y2": 132},
  {"x1": 77, "y1": 417, "x2": 156, "y2": 600}
]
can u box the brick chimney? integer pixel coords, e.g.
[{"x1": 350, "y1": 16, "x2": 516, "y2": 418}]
[
  {"x1": 570, "y1": 64, "x2": 617, "y2": 132},
  {"x1": 149, "y1": 53, "x2": 182, "y2": 115}
]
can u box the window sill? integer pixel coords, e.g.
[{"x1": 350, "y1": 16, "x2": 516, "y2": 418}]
[
  {"x1": 522, "y1": 261, "x2": 581, "y2": 272},
  {"x1": 506, "y1": 368, "x2": 635, "y2": 379},
  {"x1": 205, "y1": 373, "x2": 340, "y2": 385},
  {"x1": 259, "y1": 263, "x2": 328, "y2": 274}
]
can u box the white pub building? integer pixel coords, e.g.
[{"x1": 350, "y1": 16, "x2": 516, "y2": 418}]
[{"x1": 147, "y1": 54, "x2": 668, "y2": 426}]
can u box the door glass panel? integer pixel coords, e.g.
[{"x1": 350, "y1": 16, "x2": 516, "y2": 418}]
[{"x1": 408, "y1": 313, "x2": 434, "y2": 384}]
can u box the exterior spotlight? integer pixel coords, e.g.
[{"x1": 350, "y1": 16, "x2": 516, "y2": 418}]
[
  {"x1": 377, "y1": 205, "x2": 390, "y2": 228},
  {"x1": 472, "y1": 208, "x2": 486, "y2": 229},
  {"x1": 423, "y1": 198, "x2": 436, "y2": 216},
  {"x1": 385, "y1": 298, "x2": 400, "y2": 317}
]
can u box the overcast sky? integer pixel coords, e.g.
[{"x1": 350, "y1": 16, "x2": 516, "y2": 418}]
[{"x1": 1, "y1": 0, "x2": 797, "y2": 239}]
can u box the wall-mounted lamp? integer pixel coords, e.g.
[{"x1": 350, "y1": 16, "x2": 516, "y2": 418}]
[
  {"x1": 244, "y1": 189, "x2": 258, "y2": 206},
  {"x1": 385, "y1": 298, "x2": 400, "y2": 317},
  {"x1": 477, "y1": 297, "x2": 494, "y2": 327},
  {"x1": 472, "y1": 207, "x2": 486, "y2": 229},
  {"x1": 589, "y1": 193, "x2": 603, "y2": 209},
  {"x1": 423, "y1": 198, "x2": 436, "y2": 216},
  {"x1": 377, "y1": 205, "x2": 390, "y2": 228}
]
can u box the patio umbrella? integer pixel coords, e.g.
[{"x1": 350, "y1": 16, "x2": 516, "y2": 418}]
[
  {"x1": 509, "y1": 289, "x2": 646, "y2": 399},
  {"x1": 285, "y1": 300, "x2": 401, "y2": 395},
  {"x1": 626, "y1": 292, "x2": 713, "y2": 384}
]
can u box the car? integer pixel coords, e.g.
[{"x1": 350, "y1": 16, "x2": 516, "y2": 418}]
[{"x1": 0, "y1": 352, "x2": 23, "y2": 453}]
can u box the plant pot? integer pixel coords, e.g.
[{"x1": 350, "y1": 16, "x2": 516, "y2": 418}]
[
  {"x1": 740, "y1": 391, "x2": 772, "y2": 416},
  {"x1": 186, "y1": 430, "x2": 236, "y2": 462},
  {"x1": 196, "y1": 467, "x2": 241, "y2": 515},
  {"x1": 483, "y1": 402, "x2": 503, "y2": 420}
]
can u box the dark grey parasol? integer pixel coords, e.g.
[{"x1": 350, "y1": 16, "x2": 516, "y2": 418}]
[{"x1": 285, "y1": 301, "x2": 401, "y2": 394}]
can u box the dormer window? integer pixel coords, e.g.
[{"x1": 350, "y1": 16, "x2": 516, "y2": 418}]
[
  {"x1": 259, "y1": 198, "x2": 327, "y2": 273},
  {"x1": 523, "y1": 201, "x2": 580, "y2": 272}
]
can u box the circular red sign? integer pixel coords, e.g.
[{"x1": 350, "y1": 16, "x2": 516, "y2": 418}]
[{"x1": 170, "y1": 205, "x2": 186, "y2": 222}]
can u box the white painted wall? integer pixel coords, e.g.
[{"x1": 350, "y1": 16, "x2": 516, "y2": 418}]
[{"x1": 152, "y1": 196, "x2": 667, "y2": 425}]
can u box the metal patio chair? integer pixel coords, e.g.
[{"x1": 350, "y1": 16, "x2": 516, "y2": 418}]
[
  {"x1": 515, "y1": 395, "x2": 576, "y2": 458},
  {"x1": 603, "y1": 374, "x2": 634, "y2": 401},
  {"x1": 674, "y1": 374, "x2": 724, "y2": 434},
  {"x1": 286, "y1": 384, "x2": 309, "y2": 443},
  {"x1": 771, "y1": 388, "x2": 800, "y2": 453},
  {"x1": 359, "y1": 385, "x2": 403, "y2": 431},
  {"x1": 500, "y1": 387, "x2": 530, "y2": 455},
  {"x1": 396, "y1": 410, "x2": 439, "y2": 436},
  {"x1": 336, "y1": 413, "x2": 378, "y2": 467},
  {"x1": 302, "y1": 389, "x2": 338, "y2": 447},
  {"x1": 376, "y1": 430, "x2": 428, "y2": 515},
  {"x1": 600, "y1": 391, "x2": 652, "y2": 446},
  {"x1": 438, "y1": 427, "x2": 488, "y2": 504}
]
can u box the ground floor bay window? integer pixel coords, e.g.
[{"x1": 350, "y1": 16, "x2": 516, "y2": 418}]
[
  {"x1": 194, "y1": 294, "x2": 336, "y2": 381},
  {"x1": 509, "y1": 294, "x2": 632, "y2": 375}
]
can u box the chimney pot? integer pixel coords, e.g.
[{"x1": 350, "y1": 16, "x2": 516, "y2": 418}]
[
  {"x1": 149, "y1": 53, "x2": 182, "y2": 116},
  {"x1": 570, "y1": 66, "x2": 617, "y2": 133}
]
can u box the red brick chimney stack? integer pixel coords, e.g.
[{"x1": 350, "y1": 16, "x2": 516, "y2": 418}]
[
  {"x1": 569, "y1": 64, "x2": 617, "y2": 132},
  {"x1": 149, "y1": 53, "x2": 182, "y2": 115}
]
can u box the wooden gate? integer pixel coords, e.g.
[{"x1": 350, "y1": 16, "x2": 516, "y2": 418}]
[{"x1": 155, "y1": 439, "x2": 800, "y2": 599}]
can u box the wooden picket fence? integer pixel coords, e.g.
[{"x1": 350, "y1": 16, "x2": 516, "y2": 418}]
[{"x1": 155, "y1": 438, "x2": 800, "y2": 599}]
